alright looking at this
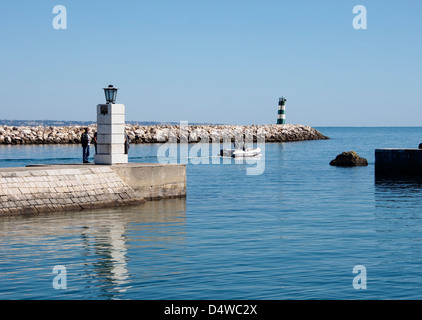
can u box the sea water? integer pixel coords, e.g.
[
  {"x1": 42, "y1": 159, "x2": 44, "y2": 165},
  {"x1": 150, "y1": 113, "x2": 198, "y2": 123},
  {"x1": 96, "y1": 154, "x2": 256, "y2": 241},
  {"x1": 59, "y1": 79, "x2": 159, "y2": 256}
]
[{"x1": 1, "y1": 127, "x2": 422, "y2": 300}]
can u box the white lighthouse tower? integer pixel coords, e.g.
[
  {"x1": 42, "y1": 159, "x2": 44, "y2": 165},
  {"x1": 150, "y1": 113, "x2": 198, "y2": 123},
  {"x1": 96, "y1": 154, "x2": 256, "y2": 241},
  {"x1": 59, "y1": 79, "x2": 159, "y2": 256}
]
[{"x1": 94, "y1": 85, "x2": 128, "y2": 165}]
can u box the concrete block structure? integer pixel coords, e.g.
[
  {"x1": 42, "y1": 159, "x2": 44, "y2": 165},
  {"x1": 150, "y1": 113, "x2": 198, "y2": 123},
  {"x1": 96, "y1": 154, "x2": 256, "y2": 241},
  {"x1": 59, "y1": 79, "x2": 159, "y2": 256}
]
[
  {"x1": 375, "y1": 149, "x2": 422, "y2": 175},
  {"x1": 94, "y1": 103, "x2": 128, "y2": 165}
]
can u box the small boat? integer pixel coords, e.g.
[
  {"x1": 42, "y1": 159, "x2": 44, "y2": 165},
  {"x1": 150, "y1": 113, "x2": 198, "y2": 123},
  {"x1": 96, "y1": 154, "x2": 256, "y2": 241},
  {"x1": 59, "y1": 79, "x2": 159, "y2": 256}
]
[{"x1": 220, "y1": 148, "x2": 261, "y2": 158}]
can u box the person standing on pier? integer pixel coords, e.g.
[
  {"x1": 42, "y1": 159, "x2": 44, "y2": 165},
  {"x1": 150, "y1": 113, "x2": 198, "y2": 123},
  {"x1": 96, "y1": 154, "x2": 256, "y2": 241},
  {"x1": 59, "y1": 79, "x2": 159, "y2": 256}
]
[
  {"x1": 124, "y1": 132, "x2": 130, "y2": 155},
  {"x1": 93, "y1": 131, "x2": 97, "y2": 154},
  {"x1": 81, "y1": 127, "x2": 92, "y2": 163}
]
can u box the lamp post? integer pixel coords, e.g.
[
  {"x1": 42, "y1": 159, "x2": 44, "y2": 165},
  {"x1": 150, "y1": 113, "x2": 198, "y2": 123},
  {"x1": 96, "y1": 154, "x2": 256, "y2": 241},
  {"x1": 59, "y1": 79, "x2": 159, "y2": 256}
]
[
  {"x1": 94, "y1": 85, "x2": 128, "y2": 165},
  {"x1": 104, "y1": 85, "x2": 118, "y2": 104}
]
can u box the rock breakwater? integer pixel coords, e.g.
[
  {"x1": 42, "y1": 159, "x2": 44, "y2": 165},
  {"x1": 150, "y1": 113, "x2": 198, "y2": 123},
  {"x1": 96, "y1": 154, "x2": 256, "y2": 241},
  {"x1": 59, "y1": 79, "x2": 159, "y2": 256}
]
[{"x1": 0, "y1": 124, "x2": 328, "y2": 145}]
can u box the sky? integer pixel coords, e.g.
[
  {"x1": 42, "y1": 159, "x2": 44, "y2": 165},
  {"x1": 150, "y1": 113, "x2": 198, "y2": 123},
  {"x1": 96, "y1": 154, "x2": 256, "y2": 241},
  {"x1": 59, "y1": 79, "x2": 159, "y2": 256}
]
[{"x1": 0, "y1": 0, "x2": 421, "y2": 126}]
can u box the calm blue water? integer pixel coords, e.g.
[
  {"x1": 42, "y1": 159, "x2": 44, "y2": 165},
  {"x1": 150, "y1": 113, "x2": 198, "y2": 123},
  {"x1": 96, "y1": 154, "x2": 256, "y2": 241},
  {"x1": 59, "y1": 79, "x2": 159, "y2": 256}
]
[{"x1": 1, "y1": 127, "x2": 422, "y2": 300}]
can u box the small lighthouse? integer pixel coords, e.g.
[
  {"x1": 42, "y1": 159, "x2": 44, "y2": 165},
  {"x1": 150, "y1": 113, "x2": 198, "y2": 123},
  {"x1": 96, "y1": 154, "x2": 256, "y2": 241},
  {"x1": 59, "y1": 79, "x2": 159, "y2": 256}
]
[
  {"x1": 277, "y1": 97, "x2": 286, "y2": 125},
  {"x1": 94, "y1": 85, "x2": 128, "y2": 165}
]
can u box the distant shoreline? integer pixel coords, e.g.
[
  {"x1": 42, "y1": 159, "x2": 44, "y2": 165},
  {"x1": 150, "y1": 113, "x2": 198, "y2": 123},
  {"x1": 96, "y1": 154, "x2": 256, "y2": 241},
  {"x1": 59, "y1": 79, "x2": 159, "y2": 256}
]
[{"x1": 0, "y1": 124, "x2": 329, "y2": 145}]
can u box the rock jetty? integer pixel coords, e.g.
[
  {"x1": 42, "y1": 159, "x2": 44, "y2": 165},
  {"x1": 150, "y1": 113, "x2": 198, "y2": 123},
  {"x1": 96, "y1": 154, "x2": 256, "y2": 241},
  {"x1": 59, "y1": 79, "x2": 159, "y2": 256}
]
[{"x1": 0, "y1": 124, "x2": 328, "y2": 145}]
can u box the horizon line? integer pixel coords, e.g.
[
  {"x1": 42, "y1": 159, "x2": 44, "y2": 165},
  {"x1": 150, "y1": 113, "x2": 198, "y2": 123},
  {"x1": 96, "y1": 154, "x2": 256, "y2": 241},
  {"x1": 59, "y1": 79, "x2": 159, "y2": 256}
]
[{"x1": 0, "y1": 119, "x2": 420, "y2": 128}]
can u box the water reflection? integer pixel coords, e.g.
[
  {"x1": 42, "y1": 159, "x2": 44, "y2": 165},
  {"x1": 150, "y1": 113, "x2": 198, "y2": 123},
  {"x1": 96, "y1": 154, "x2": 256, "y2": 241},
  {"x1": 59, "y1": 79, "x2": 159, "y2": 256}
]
[
  {"x1": 374, "y1": 175, "x2": 422, "y2": 243},
  {"x1": 374, "y1": 176, "x2": 422, "y2": 213},
  {"x1": 79, "y1": 220, "x2": 130, "y2": 296},
  {"x1": 375, "y1": 176, "x2": 422, "y2": 204},
  {"x1": 0, "y1": 198, "x2": 186, "y2": 299},
  {"x1": 373, "y1": 176, "x2": 422, "y2": 287},
  {"x1": 375, "y1": 175, "x2": 422, "y2": 186}
]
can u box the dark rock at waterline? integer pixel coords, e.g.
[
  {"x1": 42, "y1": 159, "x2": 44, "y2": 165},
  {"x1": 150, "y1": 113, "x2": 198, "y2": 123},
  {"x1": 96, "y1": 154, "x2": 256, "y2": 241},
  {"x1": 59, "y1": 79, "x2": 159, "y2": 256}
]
[{"x1": 330, "y1": 151, "x2": 368, "y2": 167}]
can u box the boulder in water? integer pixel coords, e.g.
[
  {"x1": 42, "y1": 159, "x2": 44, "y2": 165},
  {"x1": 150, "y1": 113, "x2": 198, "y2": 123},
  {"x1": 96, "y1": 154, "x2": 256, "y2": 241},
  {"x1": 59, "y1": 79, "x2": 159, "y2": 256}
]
[{"x1": 330, "y1": 151, "x2": 368, "y2": 167}]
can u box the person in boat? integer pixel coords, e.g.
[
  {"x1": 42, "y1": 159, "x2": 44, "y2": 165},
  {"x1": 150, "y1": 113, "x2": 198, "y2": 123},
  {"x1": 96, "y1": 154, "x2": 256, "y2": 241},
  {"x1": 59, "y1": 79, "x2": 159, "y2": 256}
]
[
  {"x1": 242, "y1": 134, "x2": 246, "y2": 151},
  {"x1": 233, "y1": 141, "x2": 246, "y2": 151}
]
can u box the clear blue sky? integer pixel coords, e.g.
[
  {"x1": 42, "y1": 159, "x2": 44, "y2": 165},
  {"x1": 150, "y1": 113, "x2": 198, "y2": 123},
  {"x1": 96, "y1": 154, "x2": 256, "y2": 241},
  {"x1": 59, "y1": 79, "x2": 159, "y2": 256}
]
[{"x1": 0, "y1": 0, "x2": 421, "y2": 126}]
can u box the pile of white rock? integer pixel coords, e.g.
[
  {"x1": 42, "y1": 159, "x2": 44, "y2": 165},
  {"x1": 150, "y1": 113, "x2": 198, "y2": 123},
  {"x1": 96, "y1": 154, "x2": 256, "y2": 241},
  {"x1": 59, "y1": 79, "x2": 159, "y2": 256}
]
[
  {"x1": 0, "y1": 125, "x2": 87, "y2": 144},
  {"x1": 0, "y1": 124, "x2": 328, "y2": 145}
]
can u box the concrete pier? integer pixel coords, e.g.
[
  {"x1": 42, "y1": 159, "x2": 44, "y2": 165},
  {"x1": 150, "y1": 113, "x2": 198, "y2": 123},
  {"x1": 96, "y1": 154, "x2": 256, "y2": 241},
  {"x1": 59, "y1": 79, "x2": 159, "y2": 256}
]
[
  {"x1": 0, "y1": 163, "x2": 186, "y2": 216},
  {"x1": 375, "y1": 149, "x2": 422, "y2": 175}
]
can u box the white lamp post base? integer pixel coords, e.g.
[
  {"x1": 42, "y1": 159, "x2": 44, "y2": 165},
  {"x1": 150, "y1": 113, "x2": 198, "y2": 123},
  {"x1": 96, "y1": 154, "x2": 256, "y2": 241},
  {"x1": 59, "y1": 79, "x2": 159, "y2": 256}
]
[{"x1": 94, "y1": 103, "x2": 128, "y2": 165}]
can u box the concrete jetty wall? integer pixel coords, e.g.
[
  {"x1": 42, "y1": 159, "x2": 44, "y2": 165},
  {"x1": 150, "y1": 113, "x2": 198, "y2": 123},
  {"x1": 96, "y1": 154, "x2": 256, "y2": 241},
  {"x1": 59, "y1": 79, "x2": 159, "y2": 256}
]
[
  {"x1": 0, "y1": 163, "x2": 186, "y2": 216},
  {"x1": 0, "y1": 124, "x2": 328, "y2": 145},
  {"x1": 375, "y1": 149, "x2": 422, "y2": 175},
  {"x1": 111, "y1": 163, "x2": 187, "y2": 200}
]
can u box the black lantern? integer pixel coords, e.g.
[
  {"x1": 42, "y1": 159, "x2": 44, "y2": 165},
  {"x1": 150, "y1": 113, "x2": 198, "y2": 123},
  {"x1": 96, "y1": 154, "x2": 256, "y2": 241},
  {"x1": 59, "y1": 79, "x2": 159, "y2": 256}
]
[{"x1": 103, "y1": 85, "x2": 118, "y2": 104}]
